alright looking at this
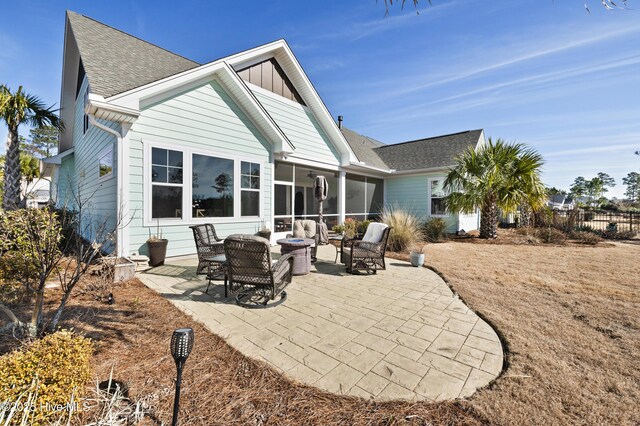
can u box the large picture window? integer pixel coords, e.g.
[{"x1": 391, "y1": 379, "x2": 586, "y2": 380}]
[
  {"x1": 192, "y1": 154, "x2": 234, "y2": 218},
  {"x1": 430, "y1": 179, "x2": 447, "y2": 215},
  {"x1": 151, "y1": 147, "x2": 183, "y2": 219}
]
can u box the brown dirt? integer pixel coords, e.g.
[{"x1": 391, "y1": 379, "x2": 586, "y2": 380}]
[{"x1": 391, "y1": 232, "x2": 640, "y2": 425}]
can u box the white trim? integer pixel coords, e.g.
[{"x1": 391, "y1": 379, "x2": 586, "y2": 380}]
[
  {"x1": 245, "y1": 82, "x2": 310, "y2": 113},
  {"x1": 427, "y1": 177, "x2": 448, "y2": 217},
  {"x1": 143, "y1": 140, "x2": 265, "y2": 227},
  {"x1": 43, "y1": 148, "x2": 75, "y2": 165}
]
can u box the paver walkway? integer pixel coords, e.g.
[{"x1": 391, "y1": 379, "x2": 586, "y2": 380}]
[{"x1": 139, "y1": 245, "x2": 503, "y2": 401}]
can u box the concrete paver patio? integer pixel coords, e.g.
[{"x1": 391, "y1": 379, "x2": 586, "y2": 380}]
[{"x1": 138, "y1": 245, "x2": 503, "y2": 401}]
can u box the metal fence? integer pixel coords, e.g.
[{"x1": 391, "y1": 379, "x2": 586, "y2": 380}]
[{"x1": 545, "y1": 209, "x2": 639, "y2": 233}]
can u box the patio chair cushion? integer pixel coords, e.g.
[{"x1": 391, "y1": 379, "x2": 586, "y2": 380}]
[
  {"x1": 362, "y1": 222, "x2": 388, "y2": 243},
  {"x1": 292, "y1": 219, "x2": 317, "y2": 239}
]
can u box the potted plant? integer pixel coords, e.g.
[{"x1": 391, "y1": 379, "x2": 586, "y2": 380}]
[
  {"x1": 409, "y1": 245, "x2": 426, "y2": 267},
  {"x1": 257, "y1": 221, "x2": 272, "y2": 241},
  {"x1": 147, "y1": 222, "x2": 168, "y2": 267}
]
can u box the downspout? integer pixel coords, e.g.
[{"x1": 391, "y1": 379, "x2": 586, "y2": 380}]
[{"x1": 88, "y1": 115, "x2": 129, "y2": 258}]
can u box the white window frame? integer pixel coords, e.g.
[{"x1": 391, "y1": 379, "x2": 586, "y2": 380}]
[
  {"x1": 428, "y1": 177, "x2": 448, "y2": 217},
  {"x1": 143, "y1": 141, "x2": 264, "y2": 226},
  {"x1": 97, "y1": 147, "x2": 114, "y2": 182},
  {"x1": 83, "y1": 88, "x2": 90, "y2": 135},
  {"x1": 240, "y1": 160, "x2": 261, "y2": 217}
]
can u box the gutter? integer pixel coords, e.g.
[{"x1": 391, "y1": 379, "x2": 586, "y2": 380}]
[{"x1": 88, "y1": 115, "x2": 130, "y2": 258}]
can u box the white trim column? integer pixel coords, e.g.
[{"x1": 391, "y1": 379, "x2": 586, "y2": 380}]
[
  {"x1": 120, "y1": 123, "x2": 132, "y2": 257},
  {"x1": 338, "y1": 171, "x2": 346, "y2": 224}
]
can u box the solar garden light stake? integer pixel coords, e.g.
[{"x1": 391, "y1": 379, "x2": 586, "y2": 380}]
[{"x1": 171, "y1": 328, "x2": 194, "y2": 426}]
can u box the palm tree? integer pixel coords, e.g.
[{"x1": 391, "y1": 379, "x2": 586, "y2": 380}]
[
  {"x1": 444, "y1": 138, "x2": 546, "y2": 239},
  {"x1": 0, "y1": 85, "x2": 63, "y2": 210}
]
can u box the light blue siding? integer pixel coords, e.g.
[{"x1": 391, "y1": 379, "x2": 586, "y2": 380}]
[
  {"x1": 385, "y1": 173, "x2": 465, "y2": 232},
  {"x1": 128, "y1": 80, "x2": 273, "y2": 257},
  {"x1": 252, "y1": 90, "x2": 340, "y2": 165},
  {"x1": 57, "y1": 77, "x2": 118, "y2": 247}
]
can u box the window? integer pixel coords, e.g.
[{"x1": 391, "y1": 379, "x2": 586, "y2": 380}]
[
  {"x1": 192, "y1": 154, "x2": 234, "y2": 218},
  {"x1": 83, "y1": 89, "x2": 90, "y2": 134},
  {"x1": 151, "y1": 147, "x2": 183, "y2": 219},
  {"x1": 241, "y1": 161, "x2": 260, "y2": 216},
  {"x1": 98, "y1": 149, "x2": 113, "y2": 179},
  {"x1": 147, "y1": 144, "x2": 263, "y2": 223},
  {"x1": 430, "y1": 179, "x2": 447, "y2": 215}
]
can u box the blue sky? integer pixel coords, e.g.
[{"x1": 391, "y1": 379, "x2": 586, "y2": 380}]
[{"x1": 1, "y1": 0, "x2": 639, "y2": 197}]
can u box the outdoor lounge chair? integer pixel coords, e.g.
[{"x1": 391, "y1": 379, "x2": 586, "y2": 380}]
[
  {"x1": 341, "y1": 223, "x2": 392, "y2": 274},
  {"x1": 190, "y1": 224, "x2": 224, "y2": 275},
  {"x1": 286, "y1": 219, "x2": 320, "y2": 260},
  {"x1": 224, "y1": 234, "x2": 294, "y2": 308}
]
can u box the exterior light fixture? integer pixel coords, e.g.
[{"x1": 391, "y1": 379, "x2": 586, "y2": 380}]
[{"x1": 170, "y1": 328, "x2": 194, "y2": 426}]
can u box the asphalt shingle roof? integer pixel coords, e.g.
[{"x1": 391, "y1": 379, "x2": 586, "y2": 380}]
[
  {"x1": 373, "y1": 130, "x2": 483, "y2": 171},
  {"x1": 67, "y1": 11, "x2": 200, "y2": 98},
  {"x1": 340, "y1": 127, "x2": 390, "y2": 171}
]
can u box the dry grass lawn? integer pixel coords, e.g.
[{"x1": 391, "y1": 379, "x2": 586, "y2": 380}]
[
  {"x1": 419, "y1": 235, "x2": 640, "y2": 425},
  {"x1": 2, "y1": 231, "x2": 638, "y2": 425}
]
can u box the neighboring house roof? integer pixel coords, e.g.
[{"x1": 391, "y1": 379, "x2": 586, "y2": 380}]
[
  {"x1": 67, "y1": 11, "x2": 199, "y2": 98},
  {"x1": 340, "y1": 127, "x2": 390, "y2": 171},
  {"x1": 374, "y1": 130, "x2": 483, "y2": 171}
]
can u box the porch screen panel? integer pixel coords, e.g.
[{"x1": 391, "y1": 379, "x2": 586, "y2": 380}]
[
  {"x1": 345, "y1": 174, "x2": 366, "y2": 214},
  {"x1": 365, "y1": 177, "x2": 384, "y2": 214},
  {"x1": 192, "y1": 154, "x2": 234, "y2": 218}
]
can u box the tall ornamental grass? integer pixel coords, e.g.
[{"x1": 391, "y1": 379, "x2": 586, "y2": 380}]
[{"x1": 381, "y1": 205, "x2": 421, "y2": 252}]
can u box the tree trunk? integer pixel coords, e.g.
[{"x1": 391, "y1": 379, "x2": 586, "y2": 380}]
[
  {"x1": 518, "y1": 204, "x2": 531, "y2": 228},
  {"x1": 3, "y1": 126, "x2": 22, "y2": 210},
  {"x1": 30, "y1": 288, "x2": 45, "y2": 337},
  {"x1": 49, "y1": 290, "x2": 72, "y2": 333},
  {"x1": 480, "y1": 201, "x2": 499, "y2": 239}
]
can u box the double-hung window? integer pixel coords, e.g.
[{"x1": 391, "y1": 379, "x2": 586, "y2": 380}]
[
  {"x1": 430, "y1": 179, "x2": 447, "y2": 216},
  {"x1": 240, "y1": 161, "x2": 260, "y2": 217},
  {"x1": 151, "y1": 147, "x2": 184, "y2": 219}
]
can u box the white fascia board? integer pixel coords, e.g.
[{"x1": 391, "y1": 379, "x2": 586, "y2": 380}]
[
  {"x1": 86, "y1": 94, "x2": 140, "y2": 123},
  {"x1": 42, "y1": 148, "x2": 75, "y2": 165},
  {"x1": 104, "y1": 61, "x2": 293, "y2": 154},
  {"x1": 389, "y1": 166, "x2": 451, "y2": 176},
  {"x1": 227, "y1": 40, "x2": 359, "y2": 167},
  {"x1": 345, "y1": 162, "x2": 394, "y2": 175}
]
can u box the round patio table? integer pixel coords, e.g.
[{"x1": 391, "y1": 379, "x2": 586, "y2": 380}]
[{"x1": 276, "y1": 238, "x2": 314, "y2": 275}]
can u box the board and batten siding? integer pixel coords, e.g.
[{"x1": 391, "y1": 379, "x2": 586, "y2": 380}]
[
  {"x1": 385, "y1": 173, "x2": 477, "y2": 232},
  {"x1": 251, "y1": 88, "x2": 341, "y2": 166},
  {"x1": 127, "y1": 79, "x2": 273, "y2": 257},
  {"x1": 59, "y1": 77, "x2": 118, "y2": 246}
]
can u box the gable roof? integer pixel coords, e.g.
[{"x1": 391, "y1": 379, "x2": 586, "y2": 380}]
[
  {"x1": 340, "y1": 127, "x2": 390, "y2": 171},
  {"x1": 373, "y1": 130, "x2": 484, "y2": 172},
  {"x1": 66, "y1": 11, "x2": 199, "y2": 98}
]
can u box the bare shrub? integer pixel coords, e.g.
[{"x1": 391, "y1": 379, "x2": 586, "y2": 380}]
[
  {"x1": 570, "y1": 231, "x2": 604, "y2": 245},
  {"x1": 535, "y1": 227, "x2": 567, "y2": 244},
  {"x1": 422, "y1": 217, "x2": 448, "y2": 242}
]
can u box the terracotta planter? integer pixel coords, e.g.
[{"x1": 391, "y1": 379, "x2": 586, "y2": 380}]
[{"x1": 147, "y1": 239, "x2": 168, "y2": 267}]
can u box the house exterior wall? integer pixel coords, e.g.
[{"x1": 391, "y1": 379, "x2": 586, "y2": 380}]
[
  {"x1": 384, "y1": 172, "x2": 478, "y2": 232},
  {"x1": 251, "y1": 87, "x2": 341, "y2": 166},
  {"x1": 127, "y1": 79, "x2": 273, "y2": 257},
  {"x1": 58, "y1": 77, "x2": 118, "y2": 246}
]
